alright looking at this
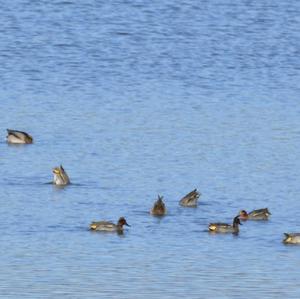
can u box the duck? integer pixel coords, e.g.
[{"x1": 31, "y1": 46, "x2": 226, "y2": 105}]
[
  {"x1": 6, "y1": 129, "x2": 33, "y2": 144},
  {"x1": 179, "y1": 189, "x2": 200, "y2": 207},
  {"x1": 150, "y1": 195, "x2": 166, "y2": 216},
  {"x1": 53, "y1": 165, "x2": 70, "y2": 185},
  {"x1": 282, "y1": 233, "x2": 300, "y2": 244},
  {"x1": 239, "y1": 208, "x2": 271, "y2": 220},
  {"x1": 90, "y1": 217, "x2": 130, "y2": 232},
  {"x1": 208, "y1": 216, "x2": 242, "y2": 233}
]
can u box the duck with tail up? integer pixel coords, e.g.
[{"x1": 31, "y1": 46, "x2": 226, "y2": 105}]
[
  {"x1": 6, "y1": 129, "x2": 33, "y2": 144},
  {"x1": 179, "y1": 189, "x2": 200, "y2": 207},
  {"x1": 150, "y1": 195, "x2": 167, "y2": 216},
  {"x1": 282, "y1": 233, "x2": 300, "y2": 244},
  {"x1": 53, "y1": 165, "x2": 70, "y2": 186}
]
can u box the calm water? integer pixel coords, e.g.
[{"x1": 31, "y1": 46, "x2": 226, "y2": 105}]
[{"x1": 1, "y1": 0, "x2": 300, "y2": 298}]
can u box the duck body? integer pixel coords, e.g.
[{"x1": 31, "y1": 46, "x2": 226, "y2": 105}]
[
  {"x1": 208, "y1": 216, "x2": 242, "y2": 234},
  {"x1": 6, "y1": 129, "x2": 33, "y2": 144},
  {"x1": 283, "y1": 233, "x2": 300, "y2": 244},
  {"x1": 53, "y1": 165, "x2": 70, "y2": 185},
  {"x1": 179, "y1": 189, "x2": 200, "y2": 207},
  {"x1": 239, "y1": 208, "x2": 271, "y2": 220},
  {"x1": 151, "y1": 195, "x2": 166, "y2": 216},
  {"x1": 90, "y1": 217, "x2": 130, "y2": 232}
]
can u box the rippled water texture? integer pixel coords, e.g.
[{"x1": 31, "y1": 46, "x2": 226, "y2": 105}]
[{"x1": 1, "y1": 1, "x2": 300, "y2": 298}]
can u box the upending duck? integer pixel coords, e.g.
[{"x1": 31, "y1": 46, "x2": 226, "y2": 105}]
[
  {"x1": 6, "y1": 129, "x2": 33, "y2": 144},
  {"x1": 283, "y1": 233, "x2": 300, "y2": 244},
  {"x1": 239, "y1": 208, "x2": 271, "y2": 220},
  {"x1": 179, "y1": 189, "x2": 200, "y2": 207},
  {"x1": 150, "y1": 195, "x2": 166, "y2": 216},
  {"x1": 208, "y1": 216, "x2": 242, "y2": 233},
  {"x1": 53, "y1": 165, "x2": 70, "y2": 186},
  {"x1": 90, "y1": 217, "x2": 130, "y2": 232}
]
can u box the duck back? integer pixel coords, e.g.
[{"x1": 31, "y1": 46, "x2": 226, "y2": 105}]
[{"x1": 179, "y1": 189, "x2": 200, "y2": 207}]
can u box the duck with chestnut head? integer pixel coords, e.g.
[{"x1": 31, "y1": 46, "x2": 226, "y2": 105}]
[{"x1": 239, "y1": 208, "x2": 271, "y2": 221}]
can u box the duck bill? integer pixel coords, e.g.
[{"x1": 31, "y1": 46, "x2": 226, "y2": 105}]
[{"x1": 125, "y1": 222, "x2": 130, "y2": 227}]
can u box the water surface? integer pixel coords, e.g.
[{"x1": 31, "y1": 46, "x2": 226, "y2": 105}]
[{"x1": 1, "y1": 0, "x2": 300, "y2": 298}]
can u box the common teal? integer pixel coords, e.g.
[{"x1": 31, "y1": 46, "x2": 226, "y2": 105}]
[
  {"x1": 90, "y1": 217, "x2": 130, "y2": 232},
  {"x1": 283, "y1": 233, "x2": 300, "y2": 244},
  {"x1": 6, "y1": 129, "x2": 33, "y2": 144},
  {"x1": 53, "y1": 165, "x2": 70, "y2": 186},
  {"x1": 239, "y1": 208, "x2": 271, "y2": 220},
  {"x1": 179, "y1": 189, "x2": 200, "y2": 207},
  {"x1": 208, "y1": 216, "x2": 242, "y2": 234},
  {"x1": 150, "y1": 195, "x2": 166, "y2": 216}
]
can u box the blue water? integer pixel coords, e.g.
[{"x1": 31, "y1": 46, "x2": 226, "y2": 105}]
[{"x1": 1, "y1": 0, "x2": 300, "y2": 298}]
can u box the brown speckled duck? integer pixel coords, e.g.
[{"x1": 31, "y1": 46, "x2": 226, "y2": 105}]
[{"x1": 150, "y1": 195, "x2": 166, "y2": 216}]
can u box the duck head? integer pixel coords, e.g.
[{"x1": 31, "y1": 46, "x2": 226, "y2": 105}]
[
  {"x1": 118, "y1": 217, "x2": 130, "y2": 227},
  {"x1": 239, "y1": 210, "x2": 248, "y2": 220},
  {"x1": 233, "y1": 216, "x2": 242, "y2": 227}
]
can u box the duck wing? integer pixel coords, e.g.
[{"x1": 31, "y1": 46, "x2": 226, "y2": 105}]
[
  {"x1": 208, "y1": 222, "x2": 231, "y2": 231},
  {"x1": 210, "y1": 223, "x2": 231, "y2": 228},
  {"x1": 249, "y1": 208, "x2": 271, "y2": 217},
  {"x1": 180, "y1": 189, "x2": 200, "y2": 202},
  {"x1": 285, "y1": 233, "x2": 300, "y2": 237},
  {"x1": 7, "y1": 129, "x2": 29, "y2": 138},
  {"x1": 90, "y1": 220, "x2": 113, "y2": 226}
]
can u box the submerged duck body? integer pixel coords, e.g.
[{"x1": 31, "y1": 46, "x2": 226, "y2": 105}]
[
  {"x1": 6, "y1": 129, "x2": 33, "y2": 144},
  {"x1": 53, "y1": 165, "x2": 70, "y2": 186},
  {"x1": 239, "y1": 208, "x2": 271, "y2": 220},
  {"x1": 90, "y1": 217, "x2": 130, "y2": 232},
  {"x1": 283, "y1": 233, "x2": 300, "y2": 244},
  {"x1": 151, "y1": 195, "x2": 166, "y2": 216},
  {"x1": 208, "y1": 216, "x2": 242, "y2": 233},
  {"x1": 179, "y1": 189, "x2": 200, "y2": 207}
]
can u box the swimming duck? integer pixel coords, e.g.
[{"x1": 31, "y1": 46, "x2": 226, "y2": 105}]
[
  {"x1": 179, "y1": 189, "x2": 200, "y2": 207},
  {"x1": 90, "y1": 217, "x2": 130, "y2": 232},
  {"x1": 150, "y1": 195, "x2": 166, "y2": 216},
  {"x1": 208, "y1": 216, "x2": 242, "y2": 233},
  {"x1": 282, "y1": 233, "x2": 300, "y2": 244},
  {"x1": 53, "y1": 165, "x2": 70, "y2": 185},
  {"x1": 239, "y1": 208, "x2": 271, "y2": 220},
  {"x1": 6, "y1": 129, "x2": 33, "y2": 144}
]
